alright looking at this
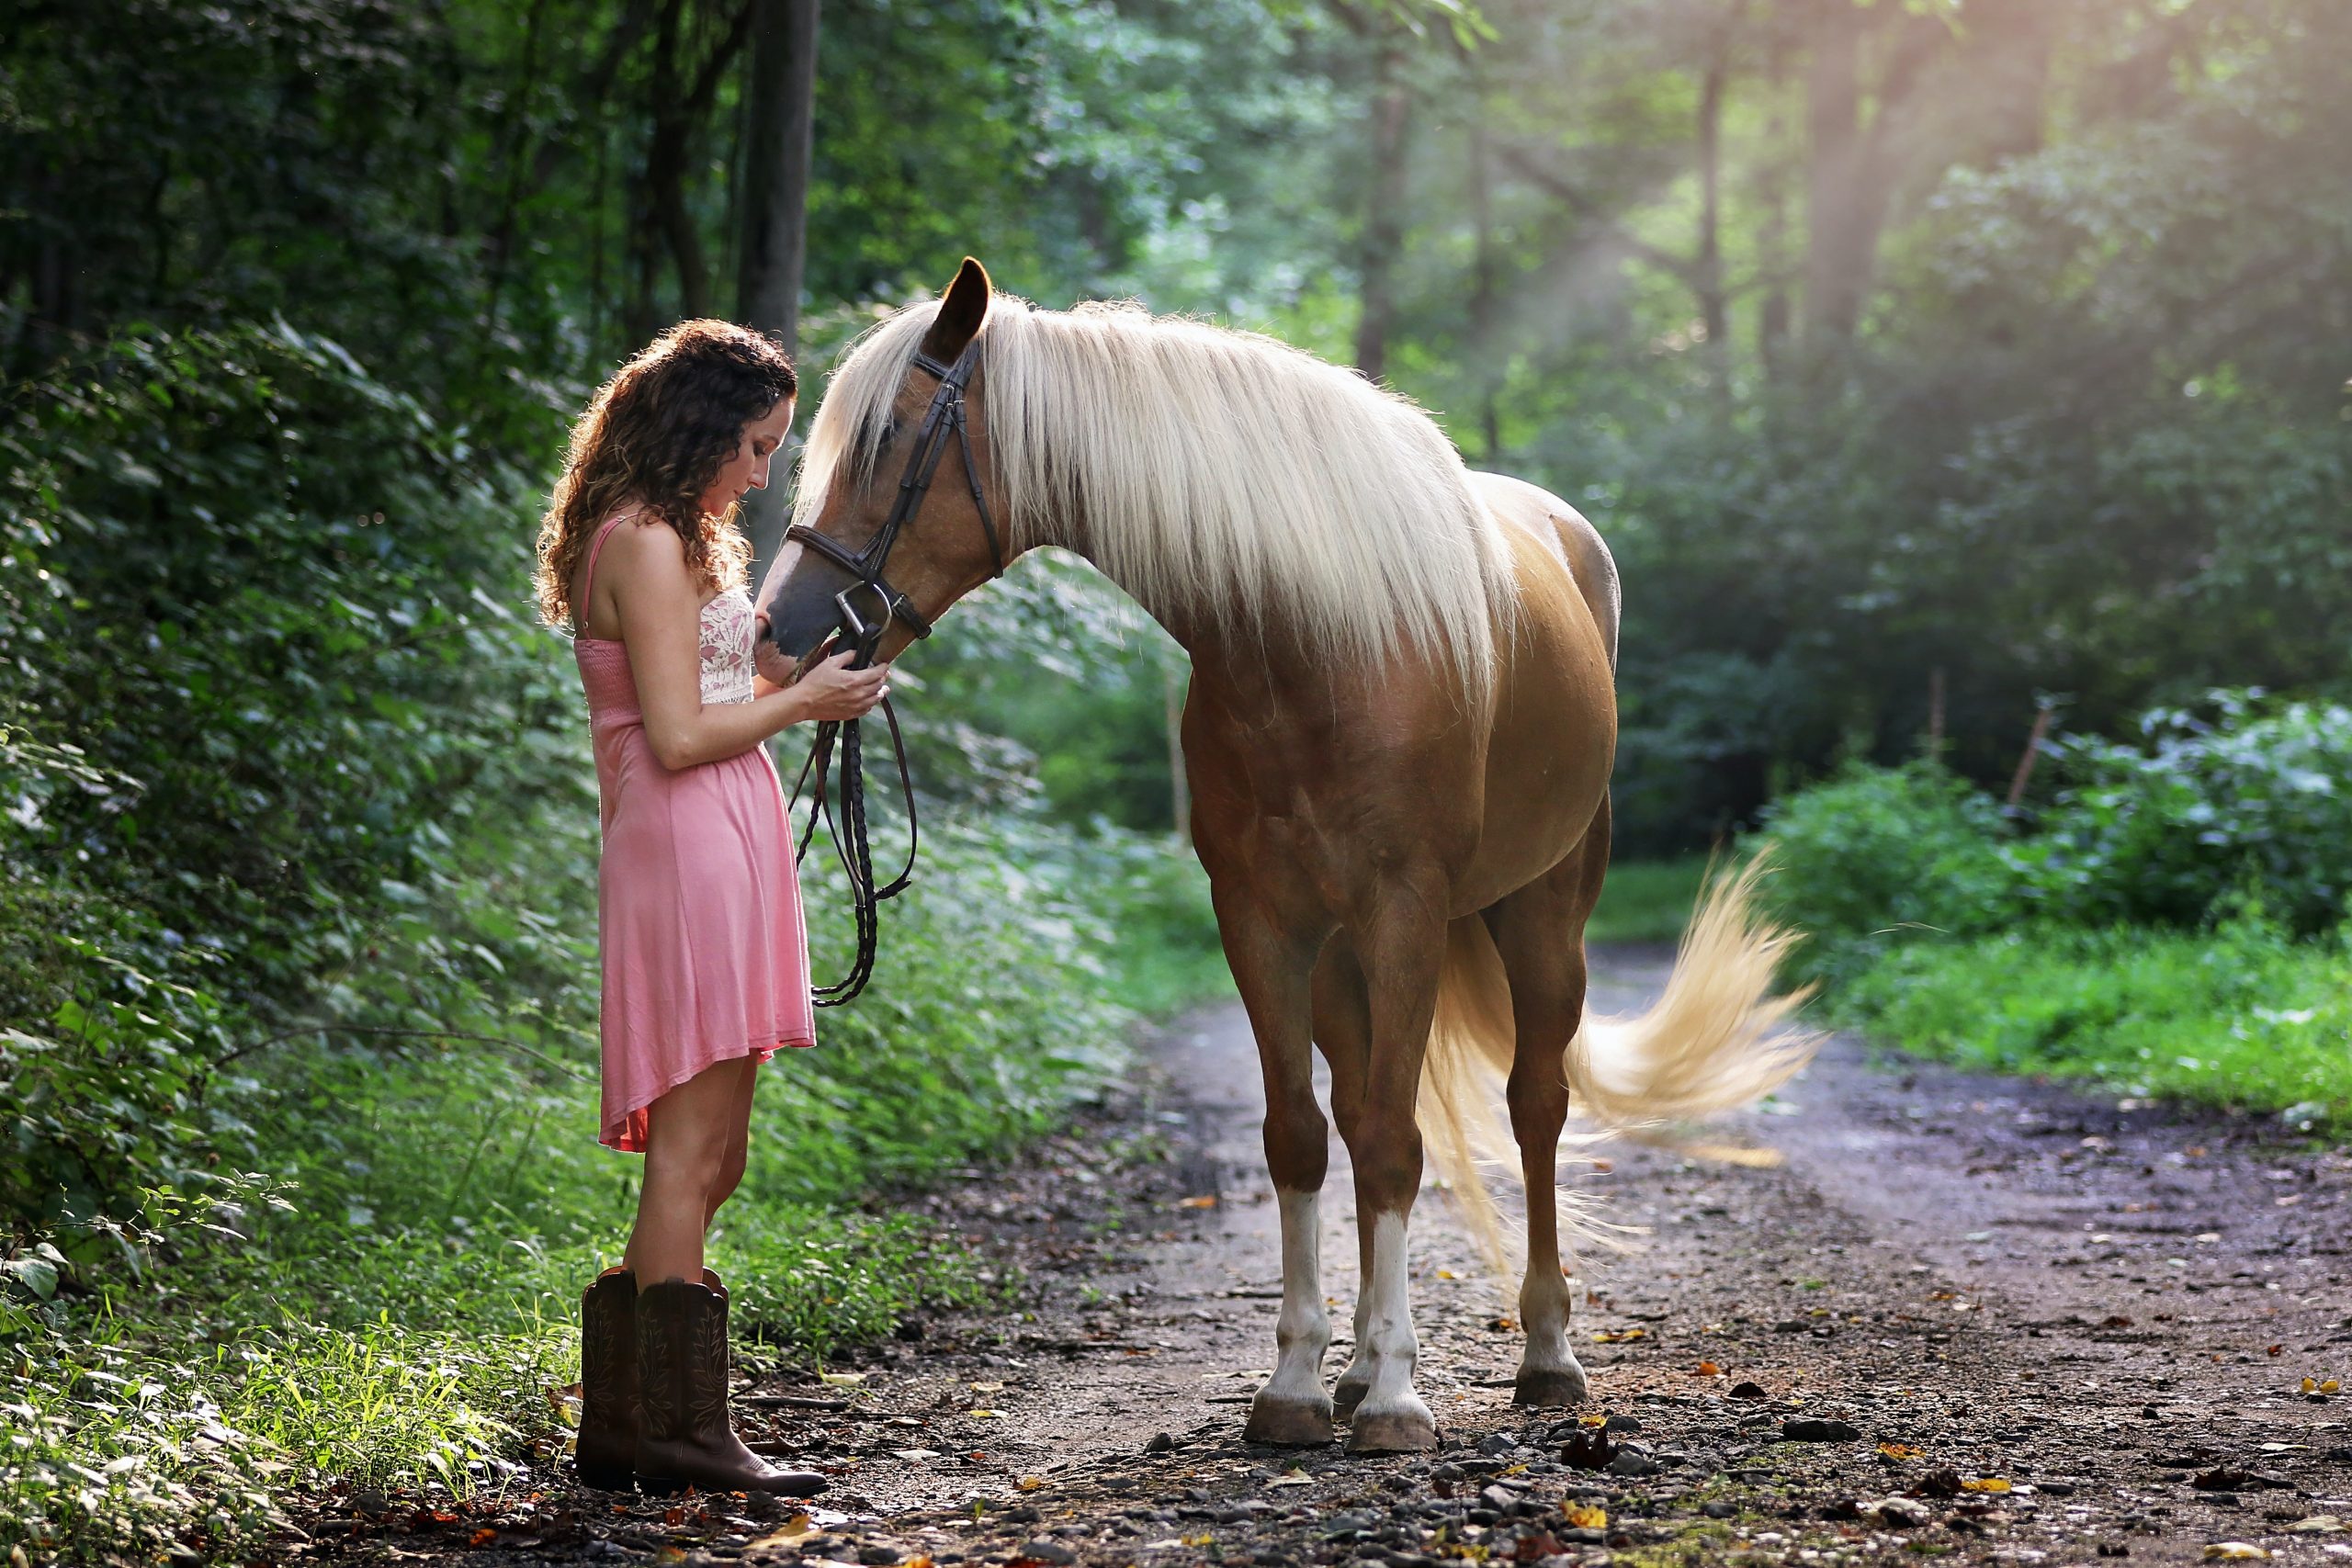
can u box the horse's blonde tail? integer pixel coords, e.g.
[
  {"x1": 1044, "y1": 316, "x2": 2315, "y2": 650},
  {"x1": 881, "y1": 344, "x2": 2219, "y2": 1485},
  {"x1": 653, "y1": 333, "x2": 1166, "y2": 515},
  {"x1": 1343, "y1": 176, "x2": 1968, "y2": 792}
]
[{"x1": 1416, "y1": 853, "x2": 1820, "y2": 1278}]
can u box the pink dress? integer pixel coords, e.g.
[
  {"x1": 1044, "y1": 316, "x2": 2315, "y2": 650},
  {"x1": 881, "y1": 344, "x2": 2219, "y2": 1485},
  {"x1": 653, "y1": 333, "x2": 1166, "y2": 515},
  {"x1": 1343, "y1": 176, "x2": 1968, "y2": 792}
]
[{"x1": 572, "y1": 513, "x2": 817, "y2": 1151}]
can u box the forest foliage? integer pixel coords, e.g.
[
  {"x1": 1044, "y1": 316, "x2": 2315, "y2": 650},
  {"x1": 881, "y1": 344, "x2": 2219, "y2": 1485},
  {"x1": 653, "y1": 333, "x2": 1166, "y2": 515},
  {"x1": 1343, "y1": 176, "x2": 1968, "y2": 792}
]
[{"x1": 3, "y1": 0, "x2": 2349, "y2": 1556}]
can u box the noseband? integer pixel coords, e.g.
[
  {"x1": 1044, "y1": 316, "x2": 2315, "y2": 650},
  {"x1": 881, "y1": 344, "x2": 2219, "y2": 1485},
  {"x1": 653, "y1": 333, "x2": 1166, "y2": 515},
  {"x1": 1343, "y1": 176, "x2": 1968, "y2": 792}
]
[
  {"x1": 782, "y1": 339, "x2": 1005, "y2": 664},
  {"x1": 779, "y1": 336, "x2": 1005, "y2": 1008}
]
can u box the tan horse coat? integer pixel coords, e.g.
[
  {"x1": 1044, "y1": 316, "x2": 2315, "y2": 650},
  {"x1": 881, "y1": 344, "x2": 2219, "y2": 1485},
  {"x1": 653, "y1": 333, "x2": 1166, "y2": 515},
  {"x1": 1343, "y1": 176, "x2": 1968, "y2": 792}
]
[{"x1": 760, "y1": 261, "x2": 1815, "y2": 1453}]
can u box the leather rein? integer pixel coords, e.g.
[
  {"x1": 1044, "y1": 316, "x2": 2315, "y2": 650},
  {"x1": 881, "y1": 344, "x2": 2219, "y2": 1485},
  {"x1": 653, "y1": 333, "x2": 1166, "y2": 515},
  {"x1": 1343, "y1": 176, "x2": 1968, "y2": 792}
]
[{"x1": 779, "y1": 339, "x2": 1004, "y2": 1006}]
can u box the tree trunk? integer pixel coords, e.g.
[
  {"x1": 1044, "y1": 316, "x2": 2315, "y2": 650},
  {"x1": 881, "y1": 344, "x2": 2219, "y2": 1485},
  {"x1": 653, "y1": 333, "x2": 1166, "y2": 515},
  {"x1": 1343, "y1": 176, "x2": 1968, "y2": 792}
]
[
  {"x1": 1468, "y1": 103, "x2": 1500, "y2": 460},
  {"x1": 1695, "y1": 51, "x2": 1730, "y2": 383},
  {"x1": 737, "y1": 0, "x2": 819, "y2": 355},
  {"x1": 1804, "y1": 0, "x2": 1866, "y2": 343},
  {"x1": 1353, "y1": 46, "x2": 1409, "y2": 384},
  {"x1": 737, "y1": 0, "x2": 820, "y2": 568},
  {"x1": 1970, "y1": 0, "x2": 2053, "y2": 162}
]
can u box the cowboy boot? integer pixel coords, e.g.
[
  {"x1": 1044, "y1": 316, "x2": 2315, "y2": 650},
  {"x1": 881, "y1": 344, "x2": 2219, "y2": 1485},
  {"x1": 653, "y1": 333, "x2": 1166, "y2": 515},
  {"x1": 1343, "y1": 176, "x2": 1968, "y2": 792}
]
[
  {"x1": 634, "y1": 1272, "x2": 826, "y2": 1496},
  {"x1": 577, "y1": 1268, "x2": 639, "y2": 1490}
]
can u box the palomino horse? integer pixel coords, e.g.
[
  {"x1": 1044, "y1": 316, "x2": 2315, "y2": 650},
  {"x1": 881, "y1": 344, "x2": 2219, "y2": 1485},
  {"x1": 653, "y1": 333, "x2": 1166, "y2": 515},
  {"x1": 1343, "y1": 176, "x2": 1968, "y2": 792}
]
[{"x1": 759, "y1": 259, "x2": 1814, "y2": 1454}]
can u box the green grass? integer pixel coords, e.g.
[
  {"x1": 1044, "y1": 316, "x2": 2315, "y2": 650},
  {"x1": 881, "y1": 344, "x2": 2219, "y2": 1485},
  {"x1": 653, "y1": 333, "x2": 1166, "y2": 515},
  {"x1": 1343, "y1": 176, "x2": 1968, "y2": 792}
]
[
  {"x1": 0, "y1": 818, "x2": 1231, "y2": 1565},
  {"x1": 1588, "y1": 856, "x2": 1713, "y2": 946},
  {"x1": 1830, "y1": 913, "x2": 2352, "y2": 1128}
]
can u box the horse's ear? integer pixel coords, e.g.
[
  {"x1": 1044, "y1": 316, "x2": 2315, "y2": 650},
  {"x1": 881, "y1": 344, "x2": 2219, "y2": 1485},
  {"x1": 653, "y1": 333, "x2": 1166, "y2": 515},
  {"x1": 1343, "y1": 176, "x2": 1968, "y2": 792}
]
[{"x1": 920, "y1": 257, "x2": 991, "y2": 363}]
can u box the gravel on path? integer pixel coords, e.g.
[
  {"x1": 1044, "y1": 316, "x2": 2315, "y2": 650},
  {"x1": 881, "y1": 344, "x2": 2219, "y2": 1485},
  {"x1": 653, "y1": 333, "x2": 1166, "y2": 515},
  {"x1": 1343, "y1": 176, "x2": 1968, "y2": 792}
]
[{"x1": 291, "y1": 949, "x2": 2352, "y2": 1568}]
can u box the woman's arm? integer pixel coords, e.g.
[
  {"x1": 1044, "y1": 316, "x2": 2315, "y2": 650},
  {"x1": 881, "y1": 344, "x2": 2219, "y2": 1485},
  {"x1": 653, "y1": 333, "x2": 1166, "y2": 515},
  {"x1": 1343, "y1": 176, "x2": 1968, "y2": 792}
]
[{"x1": 606, "y1": 522, "x2": 886, "y2": 771}]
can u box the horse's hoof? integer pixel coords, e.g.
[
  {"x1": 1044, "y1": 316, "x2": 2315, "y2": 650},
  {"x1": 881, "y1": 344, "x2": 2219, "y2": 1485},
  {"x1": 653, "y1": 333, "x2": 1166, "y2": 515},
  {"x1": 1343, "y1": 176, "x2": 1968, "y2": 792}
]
[
  {"x1": 1243, "y1": 1392, "x2": 1335, "y2": 1447},
  {"x1": 1512, "y1": 1365, "x2": 1589, "y2": 1408},
  {"x1": 1344, "y1": 1409, "x2": 1438, "y2": 1455},
  {"x1": 1331, "y1": 1376, "x2": 1370, "y2": 1417}
]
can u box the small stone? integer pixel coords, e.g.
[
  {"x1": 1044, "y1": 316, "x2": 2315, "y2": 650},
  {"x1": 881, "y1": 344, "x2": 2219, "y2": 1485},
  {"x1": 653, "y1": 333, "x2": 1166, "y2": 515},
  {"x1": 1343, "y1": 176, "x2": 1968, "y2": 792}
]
[
  {"x1": 1700, "y1": 1502, "x2": 1736, "y2": 1519},
  {"x1": 1728, "y1": 1382, "x2": 1769, "y2": 1401},
  {"x1": 1865, "y1": 1496, "x2": 1932, "y2": 1529},
  {"x1": 1781, "y1": 1418, "x2": 1860, "y2": 1441},
  {"x1": 1478, "y1": 1433, "x2": 1519, "y2": 1456},
  {"x1": 1604, "y1": 1449, "x2": 1657, "y2": 1478},
  {"x1": 1603, "y1": 1415, "x2": 1643, "y2": 1433},
  {"x1": 1479, "y1": 1485, "x2": 1517, "y2": 1511},
  {"x1": 1014, "y1": 1541, "x2": 1076, "y2": 1565},
  {"x1": 350, "y1": 1491, "x2": 390, "y2": 1516},
  {"x1": 1146, "y1": 1432, "x2": 1175, "y2": 1454},
  {"x1": 858, "y1": 1547, "x2": 902, "y2": 1566}
]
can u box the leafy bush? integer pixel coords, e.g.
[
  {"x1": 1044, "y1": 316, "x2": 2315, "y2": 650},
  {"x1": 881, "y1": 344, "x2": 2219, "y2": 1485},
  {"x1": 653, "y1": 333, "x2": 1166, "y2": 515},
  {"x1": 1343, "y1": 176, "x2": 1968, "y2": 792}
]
[
  {"x1": 1833, "y1": 908, "x2": 2352, "y2": 1130},
  {"x1": 0, "y1": 324, "x2": 1231, "y2": 1563},
  {"x1": 1752, "y1": 759, "x2": 2024, "y2": 984},
  {"x1": 2019, "y1": 693, "x2": 2352, "y2": 936}
]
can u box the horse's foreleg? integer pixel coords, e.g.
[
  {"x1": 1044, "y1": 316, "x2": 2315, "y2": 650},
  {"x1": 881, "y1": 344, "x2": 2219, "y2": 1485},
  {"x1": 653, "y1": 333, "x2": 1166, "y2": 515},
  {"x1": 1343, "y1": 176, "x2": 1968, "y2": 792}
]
[
  {"x1": 1219, "y1": 897, "x2": 1336, "y2": 1448},
  {"x1": 1485, "y1": 821, "x2": 1609, "y2": 1406},
  {"x1": 1343, "y1": 891, "x2": 1448, "y2": 1455},
  {"x1": 1310, "y1": 941, "x2": 1376, "y2": 1417}
]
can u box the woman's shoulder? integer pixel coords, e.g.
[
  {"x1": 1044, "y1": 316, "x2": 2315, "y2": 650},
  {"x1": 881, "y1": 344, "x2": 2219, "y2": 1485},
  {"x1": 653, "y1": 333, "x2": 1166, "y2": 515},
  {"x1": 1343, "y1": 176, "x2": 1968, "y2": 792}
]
[{"x1": 599, "y1": 508, "x2": 688, "y2": 565}]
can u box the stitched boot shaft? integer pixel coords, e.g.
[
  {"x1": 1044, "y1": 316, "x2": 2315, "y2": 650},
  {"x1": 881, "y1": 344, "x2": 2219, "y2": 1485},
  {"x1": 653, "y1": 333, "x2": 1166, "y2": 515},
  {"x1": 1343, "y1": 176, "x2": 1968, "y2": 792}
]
[
  {"x1": 576, "y1": 1269, "x2": 639, "y2": 1490},
  {"x1": 632, "y1": 1274, "x2": 826, "y2": 1497}
]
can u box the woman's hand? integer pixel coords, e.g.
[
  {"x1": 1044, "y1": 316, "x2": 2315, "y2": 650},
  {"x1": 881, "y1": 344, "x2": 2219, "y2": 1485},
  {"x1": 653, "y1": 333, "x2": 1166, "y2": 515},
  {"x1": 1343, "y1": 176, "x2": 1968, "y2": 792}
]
[{"x1": 790, "y1": 649, "x2": 891, "y2": 722}]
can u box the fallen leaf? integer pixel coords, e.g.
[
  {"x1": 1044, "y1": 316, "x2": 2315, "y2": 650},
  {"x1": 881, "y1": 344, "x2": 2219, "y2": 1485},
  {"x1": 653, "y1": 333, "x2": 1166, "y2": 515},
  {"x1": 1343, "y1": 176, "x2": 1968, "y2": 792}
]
[
  {"x1": 1562, "y1": 1505, "x2": 1608, "y2": 1529},
  {"x1": 969, "y1": 1408, "x2": 1005, "y2": 1419},
  {"x1": 1268, "y1": 1472, "x2": 1314, "y2": 1488},
  {"x1": 1962, "y1": 1477, "x2": 2011, "y2": 1494},
  {"x1": 2268, "y1": 1345, "x2": 2285, "y2": 1358},
  {"x1": 469, "y1": 1529, "x2": 497, "y2": 1548},
  {"x1": 819, "y1": 1371, "x2": 867, "y2": 1387},
  {"x1": 2203, "y1": 1545, "x2": 2269, "y2": 1561},
  {"x1": 969, "y1": 1381, "x2": 1005, "y2": 1393},
  {"x1": 1879, "y1": 1444, "x2": 1923, "y2": 1460},
  {"x1": 1693, "y1": 1360, "x2": 1723, "y2": 1377},
  {"x1": 889, "y1": 1449, "x2": 941, "y2": 1461},
  {"x1": 1177, "y1": 1196, "x2": 1217, "y2": 1209},
  {"x1": 1437, "y1": 1269, "x2": 1461, "y2": 1280},
  {"x1": 2288, "y1": 1519, "x2": 2346, "y2": 1535},
  {"x1": 749, "y1": 1515, "x2": 814, "y2": 1549},
  {"x1": 1591, "y1": 1327, "x2": 1646, "y2": 1343},
  {"x1": 1016, "y1": 1475, "x2": 1045, "y2": 1492}
]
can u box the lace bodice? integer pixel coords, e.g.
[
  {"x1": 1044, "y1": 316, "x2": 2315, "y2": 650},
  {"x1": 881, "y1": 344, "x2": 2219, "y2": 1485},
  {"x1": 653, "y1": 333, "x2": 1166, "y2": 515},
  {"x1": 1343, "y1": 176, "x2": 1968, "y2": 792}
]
[{"x1": 696, "y1": 588, "x2": 758, "y2": 705}]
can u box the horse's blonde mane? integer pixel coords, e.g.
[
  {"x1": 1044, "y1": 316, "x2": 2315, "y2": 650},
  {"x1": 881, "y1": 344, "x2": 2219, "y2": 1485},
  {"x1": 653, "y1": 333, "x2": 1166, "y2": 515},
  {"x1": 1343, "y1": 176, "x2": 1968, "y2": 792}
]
[{"x1": 794, "y1": 293, "x2": 1515, "y2": 688}]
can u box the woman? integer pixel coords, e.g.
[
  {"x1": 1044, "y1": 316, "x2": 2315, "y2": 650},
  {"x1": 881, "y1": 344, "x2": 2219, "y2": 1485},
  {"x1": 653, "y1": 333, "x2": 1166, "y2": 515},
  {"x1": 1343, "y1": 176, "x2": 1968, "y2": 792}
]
[{"x1": 533, "y1": 320, "x2": 886, "y2": 1496}]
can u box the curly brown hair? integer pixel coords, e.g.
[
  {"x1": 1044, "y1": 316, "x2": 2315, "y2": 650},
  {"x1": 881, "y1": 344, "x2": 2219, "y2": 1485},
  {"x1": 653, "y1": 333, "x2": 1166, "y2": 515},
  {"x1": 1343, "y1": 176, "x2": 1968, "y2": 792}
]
[{"x1": 535, "y1": 319, "x2": 798, "y2": 629}]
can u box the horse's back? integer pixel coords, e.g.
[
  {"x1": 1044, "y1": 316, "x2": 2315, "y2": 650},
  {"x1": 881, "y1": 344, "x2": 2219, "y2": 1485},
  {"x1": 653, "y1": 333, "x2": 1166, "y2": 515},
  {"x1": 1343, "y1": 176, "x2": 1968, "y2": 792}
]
[{"x1": 1469, "y1": 470, "x2": 1619, "y2": 671}]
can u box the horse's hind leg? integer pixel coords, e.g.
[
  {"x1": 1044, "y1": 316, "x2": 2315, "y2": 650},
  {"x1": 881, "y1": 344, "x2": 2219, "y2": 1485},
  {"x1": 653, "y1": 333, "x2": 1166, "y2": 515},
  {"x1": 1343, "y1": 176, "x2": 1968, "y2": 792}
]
[
  {"x1": 1482, "y1": 805, "x2": 1611, "y2": 1407},
  {"x1": 1216, "y1": 895, "x2": 1338, "y2": 1448}
]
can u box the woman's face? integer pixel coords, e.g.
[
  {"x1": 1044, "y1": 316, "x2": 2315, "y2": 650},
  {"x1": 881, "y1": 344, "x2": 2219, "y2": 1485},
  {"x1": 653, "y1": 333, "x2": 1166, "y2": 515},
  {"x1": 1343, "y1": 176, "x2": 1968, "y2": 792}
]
[{"x1": 699, "y1": 397, "x2": 797, "y2": 517}]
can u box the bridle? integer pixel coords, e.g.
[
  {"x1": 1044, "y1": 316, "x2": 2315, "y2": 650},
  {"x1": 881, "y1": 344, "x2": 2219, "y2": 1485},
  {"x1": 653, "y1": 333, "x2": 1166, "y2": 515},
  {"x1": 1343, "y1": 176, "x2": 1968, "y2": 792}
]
[
  {"x1": 783, "y1": 339, "x2": 1004, "y2": 660},
  {"x1": 779, "y1": 336, "x2": 1005, "y2": 1007}
]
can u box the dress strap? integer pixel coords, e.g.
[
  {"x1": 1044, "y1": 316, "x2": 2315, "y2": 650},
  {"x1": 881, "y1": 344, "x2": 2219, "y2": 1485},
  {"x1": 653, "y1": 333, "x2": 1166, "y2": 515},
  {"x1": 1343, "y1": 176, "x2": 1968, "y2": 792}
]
[{"x1": 577, "y1": 511, "x2": 638, "y2": 631}]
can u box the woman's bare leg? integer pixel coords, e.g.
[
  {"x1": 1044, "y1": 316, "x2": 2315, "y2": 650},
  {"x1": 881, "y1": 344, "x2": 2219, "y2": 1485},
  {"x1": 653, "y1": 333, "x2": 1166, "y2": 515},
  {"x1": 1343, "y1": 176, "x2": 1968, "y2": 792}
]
[
  {"x1": 623, "y1": 1058, "x2": 750, "y2": 1287},
  {"x1": 705, "y1": 1056, "x2": 758, "y2": 1231}
]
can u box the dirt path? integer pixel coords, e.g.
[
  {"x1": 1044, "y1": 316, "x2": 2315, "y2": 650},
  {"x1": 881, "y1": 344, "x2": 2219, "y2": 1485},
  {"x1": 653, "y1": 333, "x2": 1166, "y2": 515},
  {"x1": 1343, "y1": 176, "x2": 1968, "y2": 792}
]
[{"x1": 301, "y1": 950, "x2": 2352, "y2": 1568}]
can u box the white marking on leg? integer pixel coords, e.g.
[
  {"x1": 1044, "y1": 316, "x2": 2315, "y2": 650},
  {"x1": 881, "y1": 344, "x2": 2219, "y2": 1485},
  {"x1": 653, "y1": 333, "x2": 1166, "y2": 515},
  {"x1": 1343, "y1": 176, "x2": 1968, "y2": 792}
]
[
  {"x1": 1353, "y1": 1210, "x2": 1432, "y2": 1427},
  {"x1": 1261, "y1": 1189, "x2": 1330, "y2": 1406},
  {"x1": 1336, "y1": 1281, "x2": 1374, "y2": 1400}
]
